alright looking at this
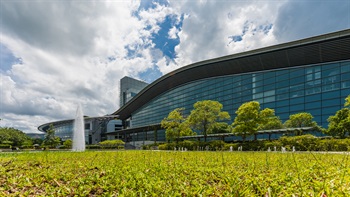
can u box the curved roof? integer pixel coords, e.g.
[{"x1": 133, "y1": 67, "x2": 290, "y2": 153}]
[
  {"x1": 113, "y1": 29, "x2": 350, "y2": 120},
  {"x1": 37, "y1": 115, "x2": 119, "y2": 132}
]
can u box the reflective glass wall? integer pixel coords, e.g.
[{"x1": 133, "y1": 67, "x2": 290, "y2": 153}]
[{"x1": 131, "y1": 61, "x2": 350, "y2": 132}]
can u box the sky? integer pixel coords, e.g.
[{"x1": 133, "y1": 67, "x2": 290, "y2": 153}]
[{"x1": 1, "y1": 0, "x2": 349, "y2": 133}]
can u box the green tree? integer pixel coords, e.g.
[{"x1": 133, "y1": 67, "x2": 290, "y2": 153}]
[
  {"x1": 284, "y1": 112, "x2": 318, "y2": 128},
  {"x1": 232, "y1": 101, "x2": 280, "y2": 141},
  {"x1": 161, "y1": 108, "x2": 195, "y2": 142},
  {"x1": 63, "y1": 139, "x2": 73, "y2": 149},
  {"x1": 42, "y1": 124, "x2": 61, "y2": 148},
  {"x1": 326, "y1": 108, "x2": 350, "y2": 138},
  {"x1": 0, "y1": 127, "x2": 31, "y2": 147},
  {"x1": 210, "y1": 122, "x2": 231, "y2": 133},
  {"x1": 284, "y1": 112, "x2": 320, "y2": 135},
  {"x1": 187, "y1": 100, "x2": 230, "y2": 142},
  {"x1": 326, "y1": 95, "x2": 350, "y2": 138},
  {"x1": 345, "y1": 95, "x2": 350, "y2": 107},
  {"x1": 258, "y1": 108, "x2": 284, "y2": 130}
]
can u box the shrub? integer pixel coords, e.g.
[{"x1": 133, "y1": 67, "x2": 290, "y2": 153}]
[
  {"x1": 99, "y1": 139, "x2": 125, "y2": 149},
  {"x1": 0, "y1": 144, "x2": 11, "y2": 149},
  {"x1": 280, "y1": 134, "x2": 319, "y2": 151},
  {"x1": 86, "y1": 145, "x2": 101, "y2": 149},
  {"x1": 158, "y1": 144, "x2": 168, "y2": 150},
  {"x1": 208, "y1": 140, "x2": 226, "y2": 151},
  {"x1": 224, "y1": 143, "x2": 239, "y2": 151}
]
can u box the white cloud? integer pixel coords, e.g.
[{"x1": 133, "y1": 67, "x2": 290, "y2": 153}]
[
  {"x1": 0, "y1": 0, "x2": 174, "y2": 133},
  {"x1": 168, "y1": 26, "x2": 178, "y2": 39},
  {"x1": 0, "y1": 0, "x2": 348, "y2": 133}
]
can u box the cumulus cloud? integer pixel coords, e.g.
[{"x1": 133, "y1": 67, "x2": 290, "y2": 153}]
[
  {"x1": 155, "y1": 0, "x2": 283, "y2": 73},
  {"x1": 0, "y1": 0, "x2": 173, "y2": 132},
  {"x1": 0, "y1": 0, "x2": 348, "y2": 133}
]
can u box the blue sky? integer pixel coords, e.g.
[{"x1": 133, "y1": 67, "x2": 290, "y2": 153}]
[{"x1": 0, "y1": 0, "x2": 349, "y2": 133}]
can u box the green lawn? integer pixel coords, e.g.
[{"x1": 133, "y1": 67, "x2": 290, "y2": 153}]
[{"x1": 0, "y1": 151, "x2": 349, "y2": 196}]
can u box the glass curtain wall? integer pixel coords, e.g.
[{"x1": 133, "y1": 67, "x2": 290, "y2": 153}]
[{"x1": 131, "y1": 61, "x2": 350, "y2": 133}]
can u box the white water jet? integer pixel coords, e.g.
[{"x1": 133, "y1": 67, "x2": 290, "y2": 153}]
[{"x1": 72, "y1": 103, "x2": 85, "y2": 151}]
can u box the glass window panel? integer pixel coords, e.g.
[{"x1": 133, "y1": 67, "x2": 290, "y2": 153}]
[
  {"x1": 342, "y1": 81, "x2": 350, "y2": 88},
  {"x1": 322, "y1": 82, "x2": 340, "y2": 92},
  {"x1": 306, "y1": 85, "x2": 322, "y2": 95},
  {"x1": 276, "y1": 73, "x2": 289, "y2": 82},
  {"x1": 290, "y1": 76, "x2": 305, "y2": 85},
  {"x1": 341, "y1": 61, "x2": 350, "y2": 73},
  {"x1": 253, "y1": 92, "x2": 264, "y2": 99},
  {"x1": 290, "y1": 97, "x2": 304, "y2": 105},
  {"x1": 308, "y1": 109, "x2": 321, "y2": 116},
  {"x1": 290, "y1": 69, "x2": 304, "y2": 78},
  {"x1": 253, "y1": 86, "x2": 264, "y2": 93},
  {"x1": 277, "y1": 93, "x2": 289, "y2": 101},
  {"x1": 322, "y1": 66, "x2": 339, "y2": 78},
  {"x1": 290, "y1": 104, "x2": 304, "y2": 111},
  {"x1": 276, "y1": 99, "x2": 289, "y2": 107},
  {"x1": 262, "y1": 102, "x2": 276, "y2": 109},
  {"x1": 305, "y1": 101, "x2": 321, "y2": 109},
  {"x1": 278, "y1": 113, "x2": 290, "y2": 121},
  {"x1": 322, "y1": 98, "x2": 340, "y2": 107},
  {"x1": 315, "y1": 72, "x2": 321, "y2": 79},
  {"x1": 322, "y1": 106, "x2": 341, "y2": 115},
  {"x1": 322, "y1": 90, "x2": 340, "y2": 100},
  {"x1": 278, "y1": 106, "x2": 289, "y2": 113},
  {"x1": 341, "y1": 72, "x2": 350, "y2": 81},
  {"x1": 264, "y1": 84, "x2": 275, "y2": 91},
  {"x1": 264, "y1": 90, "x2": 275, "y2": 97},
  {"x1": 276, "y1": 80, "x2": 289, "y2": 88},
  {"x1": 305, "y1": 94, "x2": 321, "y2": 102},
  {"x1": 253, "y1": 74, "x2": 264, "y2": 82},
  {"x1": 341, "y1": 88, "x2": 350, "y2": 97},
  {"x1": 264, "y1": 96, "x2": 275, "y2": 103}
]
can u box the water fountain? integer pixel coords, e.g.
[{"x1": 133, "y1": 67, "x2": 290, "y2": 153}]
[{"x1": 72, "y1": 103, "x2": 85, "y2": 151}]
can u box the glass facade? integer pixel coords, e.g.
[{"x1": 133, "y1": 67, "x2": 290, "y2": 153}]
[
  {"x1": 131, "y1": 61, "x2": 350, "y2": 136},
  {"x1": 119, "y1": 76, "x2": 149, "y2": 107}
]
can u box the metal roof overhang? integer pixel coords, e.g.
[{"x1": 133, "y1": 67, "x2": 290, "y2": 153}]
[{"x1": 113, "y1": 29, "x2": 350, "y2": 120}]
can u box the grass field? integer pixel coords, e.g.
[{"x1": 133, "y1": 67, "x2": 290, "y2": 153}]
[{"x1": 0, "y1": 150, "x2": 349, "y2": 196}]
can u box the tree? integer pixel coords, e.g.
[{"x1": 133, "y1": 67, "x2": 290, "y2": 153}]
[
  {"x1": 326, "y1": 95, "x2": 350, "y2": 138},
  {"x1": 161, "y1": 108, "x2": 195, "y2": 142},
  {"x1": 42, "y1": 124, "x2": 61, "y2": 148},
  {"x1": 63, "y1": 139, "x2": 73, "y2": 149},
  {"x1": 232, "y1": 101, "x2": 281, "y2": 141},
  {"x1": 284, "y1": 112, "x2": 321, "y2": 135},
  {"x1": 345, "y1": 95, "x2": 350, "y2": 107},
  {"x1": 284, "y1": 112, "x2": 318, "y2": 128},
  {"x1": 210, "y1": 122, "x2": 231, "y2": 133},
  {"x1": 187, "y1": 100, "x2": 230, "y2": 142},
  {"x1": 0, "y1": 127, "x2": 32, "y2": 147},
  {"x1": 326, "y1": 108, "x2": 350, "y2": 138},
  {"x1": 258, "y1": 108, "x2": 284, "y2": 130}
]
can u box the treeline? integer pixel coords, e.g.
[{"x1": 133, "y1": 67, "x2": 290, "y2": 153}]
[
  {"x1": 143, "y1": 135, "x2": 350, "y2": 152},
  {"x1": 161, "y1": 95, "x2": 350, "y2": 142}
]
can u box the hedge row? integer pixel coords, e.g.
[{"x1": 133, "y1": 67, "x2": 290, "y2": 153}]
[{"x1": 152, "y1": 135, "x2": 350, "y2": 152}]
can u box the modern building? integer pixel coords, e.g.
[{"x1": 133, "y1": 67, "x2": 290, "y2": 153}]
[
  {"x1": 39, "y1": 29, "x2": 350, "y2": 147},
  {"x1": 38, "y1": 77, "x2": 147, "y2": 144},
  {"x1": 38, "y1": 116, "x2": 122, "y2": 144},
  {"x1": 109, "y1": 29, "x2": 350, "y2": 145},
  {"x1": 120, "y1": 76, "x2": 149, "y2": 107}
]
